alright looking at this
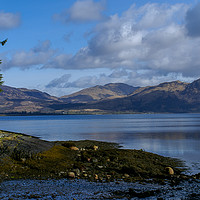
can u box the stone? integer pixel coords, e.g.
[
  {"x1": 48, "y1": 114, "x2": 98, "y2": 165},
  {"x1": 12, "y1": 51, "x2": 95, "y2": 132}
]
[
  {"x1": 124, "y1": 173, "x2": 130, "y2": 178},
  {"x1": 70, "y1": 146, "x2": 79, "y2": 151},
  {"x1": 68, "y1": 172, "x2": 75, "y2": 178},
  {"x1": 94, "y1": 174, "x2": 98, "y2": 180},
  {"x1": 74, "y1": 168, "x2": 80, "y2": 176},
  {"x1": 93, "y1": 145, "x2": 98, "y2": 151},
  {"x1": 166, "y1": 167, "x2": 174, "y2": 175},
  {"x1": 106, "y1": 175, "x2": 111, "y2": 180}
]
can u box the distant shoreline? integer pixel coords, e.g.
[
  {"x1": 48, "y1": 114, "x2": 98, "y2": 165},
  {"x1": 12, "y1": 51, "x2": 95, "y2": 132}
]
[{"x1": 0, "y1": 111, "x2": 196, "y2": 116}]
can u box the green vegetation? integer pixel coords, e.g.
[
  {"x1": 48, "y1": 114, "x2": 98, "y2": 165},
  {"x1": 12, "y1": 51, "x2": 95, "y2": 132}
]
[{"x1": 0, "y1": 130, "x2": 191, "y2": 184}]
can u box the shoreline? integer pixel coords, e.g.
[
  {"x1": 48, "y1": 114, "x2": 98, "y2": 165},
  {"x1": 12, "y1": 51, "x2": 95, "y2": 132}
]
[
  {"x1": 1, "y1": 111, "x2": 200, "y2": 116},
  {"x1": 0, "y1": 130, "x2": 199, "y2": 181},
  {"x1": 0, "y1": 130, "x2": 200, "y2": 199}
]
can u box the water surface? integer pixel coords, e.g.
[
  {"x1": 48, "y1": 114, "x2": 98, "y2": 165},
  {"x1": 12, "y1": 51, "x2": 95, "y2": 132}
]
[{"x1": 0, "y1": 113, "x2": 199, "y2": 174}]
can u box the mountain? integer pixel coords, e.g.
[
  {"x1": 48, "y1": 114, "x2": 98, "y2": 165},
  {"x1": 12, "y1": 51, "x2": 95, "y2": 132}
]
[
  {"x1": 80, "y1": 80, "x2": 191, "y2": 113},
  {"x1": 1, "y1": 78, "x2": 200, "y2": 114},
  {"x1": 0, "y1": 85, "x2": 60, "y2": 113},
  {"x1": 61, "y1": 83, "x2": 139, "y2": 103}
]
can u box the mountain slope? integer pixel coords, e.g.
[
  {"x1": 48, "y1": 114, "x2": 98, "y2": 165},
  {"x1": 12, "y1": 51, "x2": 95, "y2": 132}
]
[
  {"x1": 61, "y1": 83, "x2": 139, "y2": 103},
  {"x1": 0, "y1": 85, "x2": 59, "y2": 113},
  {"x1": 80, "y1": 80, "x2": 190, "y2": 113},
  {"x1": 1, "y1": 78, "x2": 200, "y2": 114}
]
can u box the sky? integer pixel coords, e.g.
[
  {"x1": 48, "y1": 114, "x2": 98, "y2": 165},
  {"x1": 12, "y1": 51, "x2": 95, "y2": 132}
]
[{"x1": 1, "y1": 0, "x2": 200, "y2": 97}]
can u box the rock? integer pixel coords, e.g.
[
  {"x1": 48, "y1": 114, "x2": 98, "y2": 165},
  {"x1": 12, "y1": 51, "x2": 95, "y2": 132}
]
[
  {"x1": 166, "y1": 167, "x2": 174, "y2": 175},
  {"x1": 124, "y1": 173, "x2": 130, "y2": 178},
  {"x1": 70, "y1": 146, "x2": 79, "y2": 151},
  {"x1": 58, "y1": 171, "x2": 66, "y2": 176},
  {"x1": 106, "y1": 175, "x2": 111, "y2": 180},
  {"x1": 68, "y1": 172, "x2": 75, "y2": 178},
  {"x1": 74, "y1": 169, "x2": 80, "y2": 176},
  {"x1": 94, "y1": 174, "x2": 98, "y2": 180},
  {"x1": 93, "y1": 145, "x2": 98, "y2": 151}
]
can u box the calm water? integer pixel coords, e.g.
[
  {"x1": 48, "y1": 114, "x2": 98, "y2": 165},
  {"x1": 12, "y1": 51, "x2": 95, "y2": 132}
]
[{"x1": 0, "y1": 113, "x2": 200, "y2": 174}]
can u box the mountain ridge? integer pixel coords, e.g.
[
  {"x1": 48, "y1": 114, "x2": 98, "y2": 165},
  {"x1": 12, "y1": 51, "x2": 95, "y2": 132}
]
[
  {"x1": 0, "y1": 79, "x2": 200, "y2": 114},
  {"x1": 61, "y1": 83, "x2": 139, "y2": 103}
]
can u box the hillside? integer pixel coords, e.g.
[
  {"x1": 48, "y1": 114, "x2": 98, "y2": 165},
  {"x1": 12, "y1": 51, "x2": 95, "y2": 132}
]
[
  {"x1": 0, "y1": 85, "x2": 60, "y2": 113},
  {"x1": 61, "y1": 83, "x2": 139, "y2": 103},
  {"x1": 81, "y1": 80, "x2": 198, "y2": 113},
  {"x1": 1, "y1": 78, "x2": 200, "y2": 114}
]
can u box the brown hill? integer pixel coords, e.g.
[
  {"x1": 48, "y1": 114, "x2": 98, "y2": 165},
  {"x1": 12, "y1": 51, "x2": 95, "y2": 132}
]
[
  {"x1": 61, "y1": 83, "x2": 139, "y2": 103},
  {"x1": 0, "y1": 85, "x2": 59, "y2": 113},
  {"x1": 80, "y1": 80, "x2": 198, "y2": 113},
  {"x1": 1, "y1": 78, "x2": 200, "y2": 114}
]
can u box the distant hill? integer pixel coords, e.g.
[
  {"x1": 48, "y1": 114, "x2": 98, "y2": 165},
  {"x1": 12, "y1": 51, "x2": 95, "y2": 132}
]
[
  {"x1": 61, "y1": 83, "x2": 139, "y2": 103},
  {"x1": 1, "y1": 79, "x2": 200, "y2": 114},
  {"x1": 84, "y1": 80, "x2": 191, "y2": 113},
  {"x1": 0, "y1": 85, "x2": 59, "y2": 113}
]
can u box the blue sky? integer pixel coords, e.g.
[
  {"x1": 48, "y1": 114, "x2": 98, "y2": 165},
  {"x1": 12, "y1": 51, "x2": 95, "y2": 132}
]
[{"x1": 0, "y1": 0, "x2": 200, "y2": 97}]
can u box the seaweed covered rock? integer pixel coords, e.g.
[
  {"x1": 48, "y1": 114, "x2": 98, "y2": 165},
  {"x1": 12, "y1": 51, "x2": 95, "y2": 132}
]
[{"x1": 0, "y1": 130, "x2": 190, "y2": 183}]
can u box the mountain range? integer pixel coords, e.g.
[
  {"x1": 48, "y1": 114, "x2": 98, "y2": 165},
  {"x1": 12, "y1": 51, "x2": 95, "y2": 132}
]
[{"x1": 0, "y1": 78, "x2": 200, "y2": 114}]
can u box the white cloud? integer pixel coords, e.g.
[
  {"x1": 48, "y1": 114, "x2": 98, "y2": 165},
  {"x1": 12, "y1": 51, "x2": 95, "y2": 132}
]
[
  {"x1": 3, "y1": 2, "x2": 200, "y2": 95},
  {"x1": 0, "y1": 11, "x2": 21, "y2": 30},
  {"x1": 1, "y1": 40, "x2": 56, "y2": 70},
  {"x1": 46, "y1": 74, "x2": 71, "y2": 88},
  {"x1": 54, "y1": 0, "x2": 105, "y2": 23},
  {"x1": 46, "y1": 69, "x2": 129, "y2": 90},
  {"x1": 46, "y1": 3, "x2": 198, "y2": 77}
]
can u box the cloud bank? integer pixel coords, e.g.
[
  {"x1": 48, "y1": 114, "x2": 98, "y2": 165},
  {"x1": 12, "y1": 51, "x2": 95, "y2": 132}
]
[
  {"x1": 54, "y1": 0, "x2": 105, "y2": 23},
  {"x1": 1, "y1": 40, "x2": 56, "y2": 70},
  {"x1": 47, "y1": 3, "x2": 200, "y2": 77},
  {"x1": 0, "y1": 11, "x2": 21, "y2": 30},
  {"x1": 3, "y1": 2, "x2": 200, "y2": 95}
]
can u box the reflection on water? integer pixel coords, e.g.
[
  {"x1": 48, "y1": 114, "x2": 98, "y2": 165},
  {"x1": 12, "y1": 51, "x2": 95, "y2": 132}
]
[{"x1": 0, "y1": 113, "x2": 199, "y2": 174}]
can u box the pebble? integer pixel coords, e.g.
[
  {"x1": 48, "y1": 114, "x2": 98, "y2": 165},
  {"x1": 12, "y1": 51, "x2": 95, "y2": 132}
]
[
  {"x1": 68, "y1": 172, "x2": 75, "y2": 178},
  {"x1": 70, "y1": 146, "x2": 79, "y2": 151},
  {"x1": 93, "y1": 145, "x2": 98, "y2": 151},
  {"x1": 166, "y1": 167, "x2": 174, "y2": 175},
  {"x1": 124, "y1": 174, "x2": 130, "y2": 178},
  {"x1": 94, "y1": 174, "x2": 98, "y2": 180},
  {"x1": 74, "y1": 169, "x2": 80, "y2": 176}
]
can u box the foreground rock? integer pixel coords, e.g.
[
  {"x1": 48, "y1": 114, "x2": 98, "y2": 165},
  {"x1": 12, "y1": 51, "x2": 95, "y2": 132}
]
[{"x1": 0, "y1": 130, "x2": 196, "y2": 184}]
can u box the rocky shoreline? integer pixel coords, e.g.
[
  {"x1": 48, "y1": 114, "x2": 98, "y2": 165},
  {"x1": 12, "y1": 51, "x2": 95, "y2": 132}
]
[{"x1": 0, "y1": 130, "x2": 200, "y2": 199}]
